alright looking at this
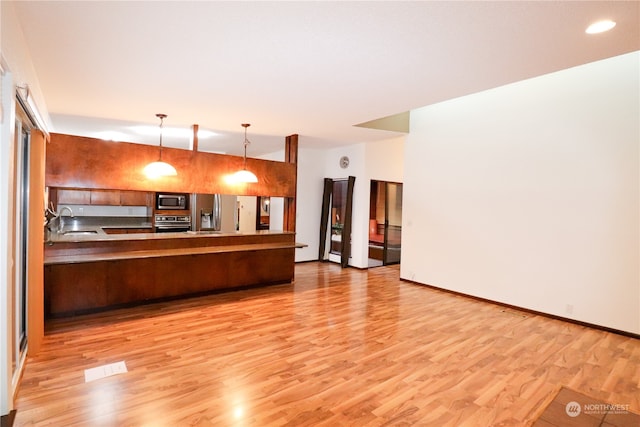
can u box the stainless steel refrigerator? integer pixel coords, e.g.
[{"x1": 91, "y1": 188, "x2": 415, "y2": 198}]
[{"x1": 191, "y1": 194, "x2": 237, "y2": 232}]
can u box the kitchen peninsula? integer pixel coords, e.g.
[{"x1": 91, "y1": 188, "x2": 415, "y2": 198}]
[
  {"x1": 45, "y1": 229, "x2": 301, "y2": 317},
  {"x1": 41, "y1": 131, "x2": 301, "y2": 319}
]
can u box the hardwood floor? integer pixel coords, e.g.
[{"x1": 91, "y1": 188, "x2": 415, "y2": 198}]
[{"x1": 14, "y1": 262, "x2": 640, "y2": 426}]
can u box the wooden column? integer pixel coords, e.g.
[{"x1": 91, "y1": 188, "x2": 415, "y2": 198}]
[
  {"x1": 28, "y1": 129, "x2": 46, "y2": 354},
  {"x1": 190, "y1": 124, "x2": 199, "y2": 151},
  {"x1": 283, "y1": 134, "x2": 298, "y2": 232}
]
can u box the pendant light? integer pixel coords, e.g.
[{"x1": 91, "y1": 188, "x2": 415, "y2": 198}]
[
  {"x1": 143, "y1": 113, "x2": 177, "y2": 179},
  {"x1": 230, "y1": 123, "x2": 258, "y2": 183}
]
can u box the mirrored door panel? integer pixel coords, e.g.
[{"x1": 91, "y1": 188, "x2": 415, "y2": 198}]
[
  {"x1": 384, "y1": 182, "x2": 402, "y2": 265},
  {"x1": 369, "y1": 180, "x2": 402, "y2": 266}
]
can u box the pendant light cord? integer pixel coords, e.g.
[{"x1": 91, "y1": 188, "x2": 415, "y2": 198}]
[
  {"x1": 242, "y1": 123, "x2": 251, "y2": 170},
  {"x1": 157, "y1": 113, "x2": 167, "y2": 161}
]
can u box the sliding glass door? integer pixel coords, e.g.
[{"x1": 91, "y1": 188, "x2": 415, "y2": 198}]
[{"x1": 13, "y1": 99, "x2": 32, "y2": 373}]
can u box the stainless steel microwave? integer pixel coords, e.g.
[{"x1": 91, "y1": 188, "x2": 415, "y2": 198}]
[{"x1": 156, "y1": 193, "x2": 188, "y2": 210}]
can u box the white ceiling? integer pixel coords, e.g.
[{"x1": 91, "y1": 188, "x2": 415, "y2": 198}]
[{"x1": 12, "y1": 1, "x2": 640, "y2": 156}]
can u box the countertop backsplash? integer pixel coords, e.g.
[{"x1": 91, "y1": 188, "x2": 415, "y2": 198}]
[{"x1": 57, "y1": 204, "x2": 151, "y2": 218}]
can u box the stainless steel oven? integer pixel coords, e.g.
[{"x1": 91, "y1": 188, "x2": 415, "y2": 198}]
[{"x1": 154, "y1": 214, "x2": 191, "y2": 233}]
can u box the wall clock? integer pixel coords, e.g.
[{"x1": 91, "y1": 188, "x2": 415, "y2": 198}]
[{"x1": 339, "y1": 156, "x2": 350, "y2": 169}]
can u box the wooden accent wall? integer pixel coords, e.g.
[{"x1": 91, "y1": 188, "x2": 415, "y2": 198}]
[
  {"x1": 46, "y1": 133, "x2": 297, "y2": 197},
  {"x1": 28, "y1": 130, "x2": 46, "y2": 354}
]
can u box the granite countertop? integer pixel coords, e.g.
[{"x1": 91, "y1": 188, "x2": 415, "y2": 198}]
[{"x1": 46, "y1": 216, "x2": 294, "y2": 244}]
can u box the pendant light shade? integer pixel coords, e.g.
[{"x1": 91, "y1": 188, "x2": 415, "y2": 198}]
[
  {"x1": 230, "y1": 123, "x2": 258, "y2": 183},
  {"x1": 231, "y1": 169, "x2": 258, "y2": 183},
  {"x1": 143, "y1": 113, "x2": 177, "y2": 179},
  {"x1": 143, "y1": 160, "x2": 178, "y2": 179}
]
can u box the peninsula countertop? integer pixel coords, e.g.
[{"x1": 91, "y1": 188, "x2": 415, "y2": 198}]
[
  {"x1": 46, "y1": 215, "x2": 294, "y2": 243},
  {"x1": 48, "y1": 227, "x2": 294, "y2": 244},
  {"x1": 45, "y1": 218, "x2": 303, "y2": 266}
]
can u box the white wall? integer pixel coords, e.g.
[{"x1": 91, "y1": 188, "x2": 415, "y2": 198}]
[
  {"x1": 268, "y1": 196, "x2": 284, "y2": 232},
  {"x1": 366, "y1": 137, "x2": 405, "y2": 223},
  {"x1": 0, "y1": 2, "x2": 51, "y2": 131},
  {"x1": 342, "y1": 136, "x2": 405, "y2": 268},
  {"x1": 306, "y1": 137, "x2": 406, "y2": 268},
  {"x1": 259, "y1": 147, "x2": 323, "y2": 261},
  {"x1": 294, "y1": 147, "x2": 327, "y2": 262},
  {"x1": 323, "y1": 144, "x2": 368, "y2": 267},
  {"x1": 265, "y1": 138, "x2": 405, "y2": 266},
  {"x1": 365, "y1": 136, "x2": 404, "y2": 183},
  {"x1": 402, "y1": 52, "x2": 640, "y2": 334},
  {"x1": 236, "y1": 195, "x2": 257, "y2": 233},
  {"x1": 0, "y1": 56, "x2": 16, "y2": 419}
]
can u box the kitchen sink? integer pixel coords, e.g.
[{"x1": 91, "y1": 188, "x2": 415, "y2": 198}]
[{"x1": 62, "y1": 230, "x2": 99, "y2": 235}]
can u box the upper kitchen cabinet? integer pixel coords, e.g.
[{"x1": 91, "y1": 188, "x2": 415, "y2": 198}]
[
  {"x1": 119, "y1": 190, "x2": 152, "y2": 206},
  {"x1": 90, "y1": 189, "x2": 120, "y2": 205},
  {"x1": 56, "y1": 188, "x2": 152, "y2": 207},
  {"x1": 56, "y1": 188, "x2": 91, "y2": 205}
]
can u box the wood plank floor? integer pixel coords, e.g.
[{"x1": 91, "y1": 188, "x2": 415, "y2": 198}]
[{"x1": 14, "y1": 262, "x2": 640, "y2": 426}]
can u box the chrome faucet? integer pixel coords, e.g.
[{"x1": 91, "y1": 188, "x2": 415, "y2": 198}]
[
  {"x1": 57, "y1": 206, "x2": 74, "y2": 232},
  {"x1": 59, "y1": 206, "x2": 74, "y2": 218}
]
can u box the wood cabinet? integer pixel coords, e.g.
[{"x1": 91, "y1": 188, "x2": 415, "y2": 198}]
[
  {"x1": 120, "y1": 190, "x2": 152, "y2": 206},
  {"x1": 45, "y1": 263, "x2": 108, "y2": 314},
  {"x1": 44, "y1": 232, "x2": 299, "y2": 317},
  {"x1": 57, "y1": 188, "x2": 91, "y2": 205},
  {"x1": 90, "y1": 190, "x2": 120, "y2": 205},
  {"x1": 56, "y1": 188, "x2": 152, "y2": 207}
]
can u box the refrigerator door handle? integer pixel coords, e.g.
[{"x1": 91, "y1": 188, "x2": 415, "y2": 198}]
[{"x1": 213, "y1": 194, "x2": 221, "y2": 231}]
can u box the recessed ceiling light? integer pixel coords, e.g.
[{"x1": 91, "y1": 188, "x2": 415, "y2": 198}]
[{"x1": 586, "y1": 20, "x2": 616, "y2": 34}]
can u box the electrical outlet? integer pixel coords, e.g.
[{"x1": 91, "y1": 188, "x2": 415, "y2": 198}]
[{"x1": 565, "y1": 304, "x2": 574, "y2": 315}]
